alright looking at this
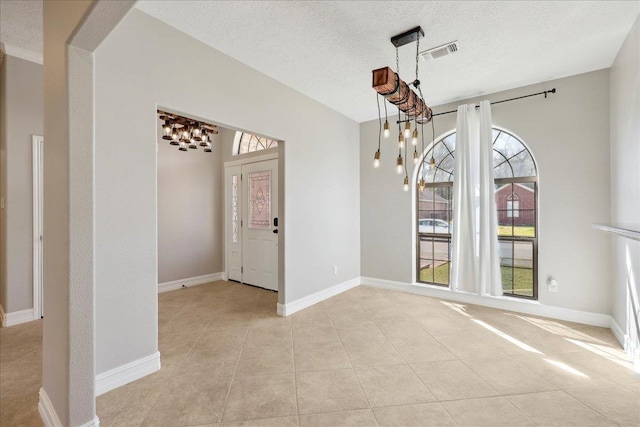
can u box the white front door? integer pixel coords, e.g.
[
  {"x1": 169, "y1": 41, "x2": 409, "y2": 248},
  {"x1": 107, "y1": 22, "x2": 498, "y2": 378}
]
[{"x1": 241, "y1": 159, "x2": 278, "y2": 291}]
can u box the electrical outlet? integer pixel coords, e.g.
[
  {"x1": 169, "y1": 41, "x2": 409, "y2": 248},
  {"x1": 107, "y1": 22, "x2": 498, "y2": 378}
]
[
  {"x1": 333, "y1": 265, "x2": 338, "y2": 275},
  {"x1": 547, "y1": 277, "x2": 558, "y2": 293}
]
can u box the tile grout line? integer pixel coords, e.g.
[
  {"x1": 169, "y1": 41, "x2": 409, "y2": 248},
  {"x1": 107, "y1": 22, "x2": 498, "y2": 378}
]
[
  {"x1": 218, "y1": 294, "x2": 259, "y2": 424},
  {"x1": 137, "y1": 289, "x2": 229, "y2": 426},
  {"x1": 289, "y1": 318, "x2": 301, "y2": 424},
  {"x1": 324, "y1": 300, "x2": 380, "y2": 427}
]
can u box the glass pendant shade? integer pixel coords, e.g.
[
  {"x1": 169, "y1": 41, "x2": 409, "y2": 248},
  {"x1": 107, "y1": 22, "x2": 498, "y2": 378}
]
[
  {"x1": 383, "y1": 121, "x2": 390, "y2": 138},
  {"x1": 373, "y1": 150, "x2": 381, "y2": 168},
  {"x1": 162, "y1": 121, "x2": 172, "y2": 140},
  {"x1": 158, "y1": 111, "x2": 218, "y2": 154}
]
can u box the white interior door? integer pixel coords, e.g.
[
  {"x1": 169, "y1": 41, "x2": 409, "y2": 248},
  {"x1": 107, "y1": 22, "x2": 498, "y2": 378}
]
[
  {"x1": 32, "y1": 135, "x2": 44, "y2": 318},
  {"x1": 241, "y1": 159, "x2": 278, "y2": 291},
  {"x1": 225, "y1": 165, "x2": 243, "y2": 282}
]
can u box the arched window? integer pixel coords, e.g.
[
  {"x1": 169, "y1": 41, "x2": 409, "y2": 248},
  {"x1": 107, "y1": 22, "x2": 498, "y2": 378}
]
[
  {"x1": 492, "y1": 129, "x2": 537, "y2": 298},
  {"x1": 416, "y1": 132, "x2": 455, "y2": 286},
  {"x1": 234, "y1": 131, "x2": 278, "y2": 155},
  {"x1": 416, "y1": 128, "x2": 538, "y2": 299}
]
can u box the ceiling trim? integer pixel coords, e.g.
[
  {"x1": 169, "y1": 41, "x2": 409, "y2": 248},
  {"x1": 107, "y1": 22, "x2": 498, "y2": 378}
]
[{"x1": 0, "y1": 42, "x2": 42, "y2": 64}]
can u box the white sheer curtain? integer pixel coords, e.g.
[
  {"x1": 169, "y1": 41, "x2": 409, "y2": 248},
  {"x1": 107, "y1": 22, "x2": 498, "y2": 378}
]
[
  {"x1": 478, "y1": 100, "x2": 502, "y2": 296},
  {"x1": 451, "y1": 101, "x2": 500, "y2": 295},
  {"x1": 451, "y1": 104, "x2": 479, "y2": 293}
]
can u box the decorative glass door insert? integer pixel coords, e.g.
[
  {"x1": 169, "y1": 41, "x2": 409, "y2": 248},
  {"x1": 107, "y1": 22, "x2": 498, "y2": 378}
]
[{"x1": 248, "y1": 170, "x2": 271, "y2": 229}]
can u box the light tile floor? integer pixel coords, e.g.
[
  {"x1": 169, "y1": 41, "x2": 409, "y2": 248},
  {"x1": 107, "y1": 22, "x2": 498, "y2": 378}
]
[{"x1": 1, "y1": 281, "x2": 639, "y2": 426}]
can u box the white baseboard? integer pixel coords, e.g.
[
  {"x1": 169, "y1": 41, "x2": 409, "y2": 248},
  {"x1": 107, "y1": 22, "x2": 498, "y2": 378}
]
[
  {"x1": 0, "y1": 305, "x2": 36, "y2": 327},
  {"x1": 277, "y1": 277, "x2": 361, "y2": 316},
  {"x1": 158, "y1": 272, "x2": 224, "y2": 293},
  {"x1": 38, "y1": 388, "x2": 62, "y2": 427},
  {"x1": 610, "y1": 317, "x2": 626, "y2": 348},
  {"x1": 78, "y1": 417, "x2": 100, "y2": 427},
  {"x1": 39, "y1": 387, "x2": 100, "y2": 427},
  {"x1": 610, "y1": 316, "x2": 639, "y2": 363},
  {"x1": 361, "y1": 276, "x2": 612, "y2": 328},
  {"x1": 95, "y1": 351, "x2": 160, "y2": 396}
]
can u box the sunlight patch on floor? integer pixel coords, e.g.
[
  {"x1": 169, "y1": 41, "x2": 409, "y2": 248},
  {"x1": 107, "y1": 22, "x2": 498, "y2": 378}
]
[
  {"x1": 472, "y1": 318, "x2": 543, "y2": 354},
  {"x1": 543, "y1": 358, "x2": 589, "y2": 378}
]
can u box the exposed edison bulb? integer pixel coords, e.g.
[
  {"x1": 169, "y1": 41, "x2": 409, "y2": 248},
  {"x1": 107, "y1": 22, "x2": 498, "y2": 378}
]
[
  {"x1": 373, "y1": 150, "x2": 381, "y2": 168},
  {"x1": 403, "y1": 176, "x2": 410, "y2": 192},
  {"x1": 413, "y1": 150, "x2": 419, "y2": 164},
  {"x1": 204, "y1": 143, "x2": 212, "y2": 153},
  {"x1": 383, "y1": 121, "x2": 390, "y2": 138},
  {"x1": 418, "y1": 178, "x2": 426, "y2": 192},
  {"x1": 192, "y1": 125, "x2": 201, "y2": 137},
  {"x1": 411, "y1": 128, "x2": 418, "y2": 146},
  {"x1": 396, "y1": 155, "x2": 404, "y2": 174},
  {"x1": 398, "y1": 132, "x2": 404, "y2": 149},
  {"x1": 404, "y1": 121, "x2": 411, "y2": 139},
  {"x1": 178, "y1": 141, "x2": 188, "y2": 151},
  {"x1": 430, "y1": 156, "x2": 436, "y2": 169},
  {"x1": 182, "y1": 129, "x2": 190, "y2": 140}
]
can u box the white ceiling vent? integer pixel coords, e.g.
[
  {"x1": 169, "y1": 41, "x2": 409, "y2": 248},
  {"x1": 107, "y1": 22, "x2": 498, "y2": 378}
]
[{"x1": 421, "y1": 41, "x2": 459, "y2": 60}]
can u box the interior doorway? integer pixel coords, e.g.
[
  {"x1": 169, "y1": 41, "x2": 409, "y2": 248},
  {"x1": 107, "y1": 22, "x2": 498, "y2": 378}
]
[
  {"x1": 225, "y1": 156, "x2": 279, "y2": 291},
  {"x1": 32, "y1": 135, "x2": 44, "y2": 319}
]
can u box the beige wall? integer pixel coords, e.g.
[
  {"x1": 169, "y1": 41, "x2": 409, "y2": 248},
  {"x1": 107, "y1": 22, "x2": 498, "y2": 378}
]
[
  {"x1": 610, "y1": 15, "x2": 640, "y2": 341},
  {"x1": 94, "y1": 9, "x2": 360, "y2": 375},
  {"x1": 0, "y1": 55, "x2": 43, "y2": 314},
  {"x1": 157, "y1": 121, "x2": 225, "y2": 283},
  {"x1": 361, "y1": 69, "x2": 612, "y2": 316}
]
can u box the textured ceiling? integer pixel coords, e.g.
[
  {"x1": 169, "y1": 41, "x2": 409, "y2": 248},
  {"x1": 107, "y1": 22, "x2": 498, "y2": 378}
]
[
  {"x1": 0, "y1": 0, "x2": 42, "y2": 62},
  {"x1": 1, "y1": 1, "x2": 637, "y2": 121},
  {"x1": 136, "y1": 1, "x2": 639, "y2": 122}
]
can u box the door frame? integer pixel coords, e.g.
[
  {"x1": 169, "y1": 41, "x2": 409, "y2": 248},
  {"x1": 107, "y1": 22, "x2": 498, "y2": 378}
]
[
  {"x1": 224, "y1": 152, "x2": 278, "y2": 285},
  {"x1": 32, "y1": 135, "x2": 44, "y2": 319}
]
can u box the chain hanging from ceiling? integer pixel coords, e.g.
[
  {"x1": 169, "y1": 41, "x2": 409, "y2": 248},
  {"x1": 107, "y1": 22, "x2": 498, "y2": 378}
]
[{"x1": 157, "y1": 110, "x2": 218, "y2": 153}]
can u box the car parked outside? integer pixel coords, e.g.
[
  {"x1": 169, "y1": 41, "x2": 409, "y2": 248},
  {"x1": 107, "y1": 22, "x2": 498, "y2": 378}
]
[{"x1": 418, "y1": 218, "x2": 452, "y2": 234}]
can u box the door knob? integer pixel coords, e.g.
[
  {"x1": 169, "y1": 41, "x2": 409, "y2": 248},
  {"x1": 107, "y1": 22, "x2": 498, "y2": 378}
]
[{"x1": 273, "y1": 229, "x2": 279, "y2": 234}]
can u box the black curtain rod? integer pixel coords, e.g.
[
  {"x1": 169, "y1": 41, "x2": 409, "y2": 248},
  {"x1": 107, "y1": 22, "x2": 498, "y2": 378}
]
[{"x1": 431, "y1": 88, "x2": 557, "y2": 117}]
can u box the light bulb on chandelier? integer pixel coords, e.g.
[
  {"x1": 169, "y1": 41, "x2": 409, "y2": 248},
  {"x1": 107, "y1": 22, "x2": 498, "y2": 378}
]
[
  {"x1": 396, "y1": 155, "x2": 404, "y2": 174},
  {"x1": 403, "y1": 121, "x2": 411, "y2": 139}
]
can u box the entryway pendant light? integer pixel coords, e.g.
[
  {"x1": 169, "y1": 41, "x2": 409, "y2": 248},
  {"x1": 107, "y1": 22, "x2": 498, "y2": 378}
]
[
  {"x1": 371, "y1": 26, "x2": 439, "y2": 191},
  {"x1": 157, "y1": 110, "x2": 218, "y2": 153}
]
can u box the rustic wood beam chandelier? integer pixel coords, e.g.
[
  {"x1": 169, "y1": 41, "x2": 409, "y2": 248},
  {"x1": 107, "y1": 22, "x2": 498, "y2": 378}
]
[
  {"x1": 157, "y1": 110, "x2": 219, "y2": 152},
  {"x1": 371, "y1": 26, "x2": 436, "y2": 191}
]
